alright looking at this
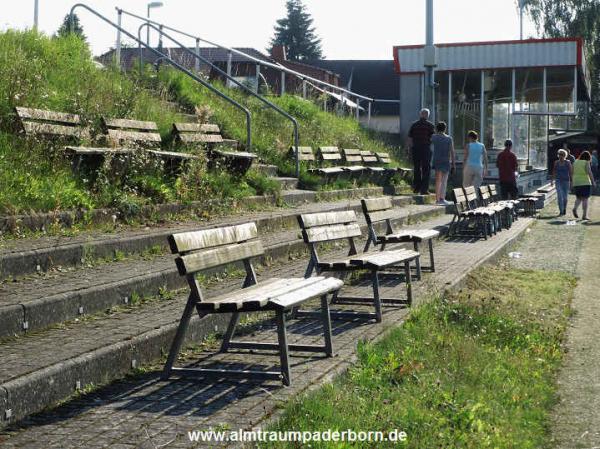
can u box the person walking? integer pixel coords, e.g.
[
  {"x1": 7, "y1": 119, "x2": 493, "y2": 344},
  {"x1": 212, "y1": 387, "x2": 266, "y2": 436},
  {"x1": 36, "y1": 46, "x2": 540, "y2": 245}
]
[
  {"x1": 462, "y1": 130, "x2": 487, "y2": 189},
  {"x1": 431, "y1": 121, "x2": 455, "y2": 205},
  {"x1": 408, "y1": 108, "x2": 435, "y2": 194},
  {"x1": 572, "y1": 151, "x2": 596, "y2": 220},
  {"x1": 551, "y1": 149, "x2": 573, "y2": 216},
  {"x1": 496, "y1": 139, "x2": 519, "y2": 200}
]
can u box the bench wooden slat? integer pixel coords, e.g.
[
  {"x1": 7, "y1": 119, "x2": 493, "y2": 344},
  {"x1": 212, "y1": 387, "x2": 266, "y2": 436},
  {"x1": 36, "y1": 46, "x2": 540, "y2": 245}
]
[
  {"x1": 173, "y1": 123, "x2": 220, "y2": 133},
  {"x1": 169, "y1": 222, "x2": 258, "y2": 254},
  {"x1": 270, "y1": 277, "x2": 344, "y2": 308},
  {"x1": 318, "y1": 146, "x2": 340, "y2": 153},
  {"x1": 178, "y1": 133, "x2": 224, "y2": 144},
  {"x1": 320, "y1": 153, "x2": 342, "y2": 161},
  {"x1": 208, "y1": 278, "x2": 309, "y2": 310},
  {"x1": 292, "y1": 146, "x2": 316, "y2": 161},
  {"x1": 16, "y1": 107, "x2": 81, "y2": 125},
  {"x1": 103, "y1": 118, "x2": 158, "y2": 131},
  {"x1": 362, "y1": 197, "x2": 393, "y2": 213},
  {"x1": 64, "y1": 146, "x2": 135, "y2": 156},
  {"x1": 213, "y1": 149, "x2": 257, "y2": 160},
  {"x1": 350, "y1": 249, "x2": 419, "y2": 268},
  {"x1": 366, "y1": 209, "x2": 397, "y2": 224},
  {"x1": 147, "y1": 150, "x2": 199, "y2": 161},
  {"x1": 299, "y1": 210, "x2": 357, "y2": 228},
  {"x1": 314, "y1": 167, "x2": 344, "y2": 174},
  {"x1": 304, "y1": 223, "x2": 362, "y2": 243},
  {"x1": 107, "y1": 129, "x2": 161, "y2": 146},
  {"x1": 175, "y1": 240, "x2": 264, "y2": 275},
  {"x1": 21, "y1": 122, "x2": 89, "y2": 139},
  {"x1": 376, "y1": 152, "x2": 392, "y2": 164},
  {"x1": 383, "y1": 229, "x2": 440, "y2": 242}
]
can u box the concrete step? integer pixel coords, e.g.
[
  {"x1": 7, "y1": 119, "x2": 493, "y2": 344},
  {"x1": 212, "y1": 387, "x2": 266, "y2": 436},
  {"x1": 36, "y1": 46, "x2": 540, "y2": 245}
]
[
  {"x1": 0, "y1": 207, "x2": 452, "y2": 428},
  {"x1": 254, "y1": 164, "x2": 279, "y2": 177},
  {"x1": 0, "y1": 187, "x2": 398, "y2": 280},
  {"x1": 272, "y1": 176, "x2": 299, "y2": 190},
  {"x1": 0, "y1": 200, "x2": 445, "y2": 337}
]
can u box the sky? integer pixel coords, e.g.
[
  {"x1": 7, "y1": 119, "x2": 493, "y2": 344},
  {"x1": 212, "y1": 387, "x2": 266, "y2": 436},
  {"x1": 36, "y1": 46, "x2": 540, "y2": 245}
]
[{"x1": 2, "y1": 0, "x2": 538, "y2": 58}]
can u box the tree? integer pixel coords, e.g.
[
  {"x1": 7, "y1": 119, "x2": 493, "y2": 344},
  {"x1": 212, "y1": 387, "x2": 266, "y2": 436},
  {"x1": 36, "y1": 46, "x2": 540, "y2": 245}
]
[
  {"x1": 523, "y1": 0, "x2": 600, "y2": 128},
  {"x1": 270, "y1": 0, "x2": 323, "y2": 61},
  {"x1": 56, "y1": 13, "x2": 86, "y2": 40}
]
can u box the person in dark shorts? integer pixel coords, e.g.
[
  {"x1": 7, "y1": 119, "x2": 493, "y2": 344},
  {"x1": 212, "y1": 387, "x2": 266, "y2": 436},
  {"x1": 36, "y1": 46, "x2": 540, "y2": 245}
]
[
  {"x1": 496, "y1": 139, "x2": 519, "y2": 200},
  {"x1": 551, "y1": 149, "x2": 573, "y2": 216},
  {"x1": 572, "y1": 151, "x2": 596, "y2": 220},
  {"x1": 408, "y1": 108, "x2": 435, "y2": 194}
]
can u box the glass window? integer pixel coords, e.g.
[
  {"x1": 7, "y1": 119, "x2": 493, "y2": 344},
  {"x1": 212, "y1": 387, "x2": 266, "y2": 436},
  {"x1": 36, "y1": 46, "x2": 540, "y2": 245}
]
[
  {"x1": 515, "y1": 68, "x2": 544, "y2": 112},
  {"x1": 483, "y1": 70, "x2": 512, "y2": 149},
  {"x1": 451, "y1": 71, "x2": 481, "y2": 149},
  {"x1": 434, "y1": 71, "x2": 449, "y2": 126}
]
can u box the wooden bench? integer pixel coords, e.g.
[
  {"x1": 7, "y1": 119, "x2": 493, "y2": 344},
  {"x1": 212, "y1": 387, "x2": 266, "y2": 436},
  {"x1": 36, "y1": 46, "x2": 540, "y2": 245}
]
[
  {"x1": 478, "y1": 185, "x2": 515, "y2": 229},
  {"x1": 290, "y1": 146, "x2": 317, "y2": 164},
  {"x1": 341, "y1": 148, "x2": 366, "y2": 179},
  {"x1": 463, "y1": 186, "x2": 502, "y2": 234},
  {"x1": 298, "y1": 210, "x2": 420, "y2": 322},
  {"x1": 163, "y1": 222, "x2": 343, "y2": 386},
  {"x1": 309, "y1": 146, "x2": 345, "y2": 181},
  {"x1": 172, "y1": 122, "x2": 256, "y2": 174},
  {"x1": 450, "y1": 187, "x2": 497, "y2": 239},
  {"x1": 15, "y1": 107, "x2": 91, "y2": 141},
  {"x1": 361, "y1": 197, "x2": 439, "y2": 275}
]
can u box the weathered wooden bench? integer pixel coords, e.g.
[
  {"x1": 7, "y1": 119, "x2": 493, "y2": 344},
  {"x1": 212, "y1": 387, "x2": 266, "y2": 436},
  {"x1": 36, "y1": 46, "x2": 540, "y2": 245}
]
[
  {"x1": 450, "y1": 187, "x2": 496, "y2": 239},
  {"x1": 298, "y1": 210, "x2": 420, "y2": 322},
  {"x1": 341, "y1": 148, "x2": 366, "y2": 179},
  {"x1": 361, "y1": 197, "x2": 439, "y2": 276},
  {"x1": 103, "y1": 118, "x2": 197, "y2": 173},
  {"x1": 163, "y1": 222, "x2": 343, "y2": 386},
  {"x1": 290, "y1": 146, "x2": 317, "y2": 164},
  {"x1": 312, "y1": 146, "x2": 346, "y2": 181},
  {"x1": 15, "y1": 107, "x2": 91, "y2": 141},
  {"x1": 464, "y1": 186, "x2": 503, "y2": 233},
  {"x1": 172, "y1": 122, "x2": 256, "y2": 174},
  {"x1": 478, "y1": 185, "x2": 515, "y2": 229}
]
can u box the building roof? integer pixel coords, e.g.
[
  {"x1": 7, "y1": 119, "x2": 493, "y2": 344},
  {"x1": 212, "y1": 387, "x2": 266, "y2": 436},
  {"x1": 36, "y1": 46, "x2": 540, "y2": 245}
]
[
  {"x1": 97, "y1": 47, "x2": 275, "y2": 72},
  {"x1": 306, "y1": 60, "x2": 399, "y2": 115},
  {"x1": 393, "y1": 37, "x2": 590, "y2": 96}
]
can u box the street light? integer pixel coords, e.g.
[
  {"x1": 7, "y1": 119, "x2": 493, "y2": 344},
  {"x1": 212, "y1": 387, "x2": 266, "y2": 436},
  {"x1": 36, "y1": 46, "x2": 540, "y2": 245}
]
[
  {"x1": 146, "y1": 1, "x2": 163, "y2": 46},
  {"x1": 33, "y1": 0, "x2": 39, "y2": 30}
]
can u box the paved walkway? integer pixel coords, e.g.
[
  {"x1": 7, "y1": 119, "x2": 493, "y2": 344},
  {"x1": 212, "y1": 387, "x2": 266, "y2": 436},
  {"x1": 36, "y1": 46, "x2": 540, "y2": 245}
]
[
  {"x1": 0, "y1": 212, "x2": 534, "y2": 448},
  {"x1": 510, "y1": 196, "x2": 600, "y2": 448}
]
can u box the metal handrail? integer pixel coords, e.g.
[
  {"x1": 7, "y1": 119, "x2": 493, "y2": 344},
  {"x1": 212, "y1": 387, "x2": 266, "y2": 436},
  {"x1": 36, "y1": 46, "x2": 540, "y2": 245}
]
[
  {"x1": 116, "y1": 7, "x2": 375, "y2": 103},
  {"x1": 138, "y1": 23, "x2": 301, "y2": 176},
  {"x1": 69, "y1": 3, "x2": 253, "y2": 151}
]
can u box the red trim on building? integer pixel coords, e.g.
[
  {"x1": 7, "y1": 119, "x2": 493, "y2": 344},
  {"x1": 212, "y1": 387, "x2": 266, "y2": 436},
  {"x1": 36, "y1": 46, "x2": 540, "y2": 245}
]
[{"x1": 398, "y1": 63, "x2": 579, "y2": 75}]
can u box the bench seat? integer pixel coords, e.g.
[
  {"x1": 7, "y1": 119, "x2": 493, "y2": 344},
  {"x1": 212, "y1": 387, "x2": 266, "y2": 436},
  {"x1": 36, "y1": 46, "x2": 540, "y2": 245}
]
[
  {"x1": 350, "y1": 248, "x2": 419, "y2": 269},
  {"x1": 197, "y1": 277, "x2": 342, "y2": 312},
  {"x1": 64, "y1": 146, "x2": 136, "y2": 156},
  {"x1": 377, "y1": 229, "x2": 440, "y2": 243}
]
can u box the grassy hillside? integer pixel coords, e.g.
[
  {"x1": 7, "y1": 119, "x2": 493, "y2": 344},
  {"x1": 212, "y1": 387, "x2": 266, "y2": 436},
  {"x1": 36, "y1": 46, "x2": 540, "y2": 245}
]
[{"x1": 0, "y1": 30, "x2": 403, "y2": 216}]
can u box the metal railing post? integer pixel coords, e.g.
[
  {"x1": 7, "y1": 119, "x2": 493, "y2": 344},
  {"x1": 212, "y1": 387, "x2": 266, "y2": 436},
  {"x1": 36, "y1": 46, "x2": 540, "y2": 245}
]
[
  {"x1": 195, "y1": 38, "x2": 200, "y2": 73},
  {"x1": 367, "y1": 101, "x2": 372, "y2": 126},
  {"x1": 158, "y1": 24, "x2": 163, "y2": 52},
  {"x1": 227, "y1": 51, "x2": 232, "y2": 85},
  {"x1": 302, "y1": 79, "x2": 307, "y2": 99},
  {"x1": 255, "y1": 64, "x2": 260, "y2": 93},
  {"x1": 355, "y1": 99, "x2": 360, "y2": 120},
  {"x1": 281, "y1": 71, "x2": 286, "y2": 96},
  {"x1": 115, "y1": 9, "x2": 122, "y2": 70}
]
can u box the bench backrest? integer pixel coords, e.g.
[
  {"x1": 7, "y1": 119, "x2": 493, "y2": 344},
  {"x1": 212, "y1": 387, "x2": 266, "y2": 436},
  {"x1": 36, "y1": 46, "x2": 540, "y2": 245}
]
[
  {"x1": 478, "y1": 186, "x2": 492, "y2": 203},
  {"x1": 342, "y1": 148, "x2": 363, "y2": 165},
  {"x1": 375, "y1": 152, "x2": 392, "y2": 164},
  {"x1": 298, "y1": 210, "x2": 361, "y2": 244},
  {"x1": 361, "y1": 150, "x2": 378, "y2": 165},
  {"x1": 488, "y1": 184, "x2": 499, "y2": 200},
  {"x1": 291, "y1": 146, "x2": 316, "y2": 162},
  {"x1": 15, "y1": 107, "x2": 90, "y2": 141},
  {"x1": 453, "y1": 187, "x2": 469, "y2": 213},
  {"x1": 103, "y1": 118, "x2": 161, "y2": 148},
  {"x1": 172, "y1": 122, "x2": 224, "y2": 145},
  {"x1": 317, "y1": 146, "x2": 342, "y2": 162},
  {"x1": 361, "y1": 197, "x2": 395, "y2": 225},
  {"x1": 463, "y1": 186, "x2": 480, "y2": 208},
  {"x1": 169, "y1": 222, "x2": 263, "y2": 277}
]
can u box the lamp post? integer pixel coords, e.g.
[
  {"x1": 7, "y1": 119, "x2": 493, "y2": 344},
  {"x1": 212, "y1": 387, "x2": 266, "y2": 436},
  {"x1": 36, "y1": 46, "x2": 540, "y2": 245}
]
[
  {"x1": 146, "y1": 2, "x2": 163, "y2": 46},
  {"x1": 519, "y1": 0, "x2": 524, "y2": 39},
  {"x1": 33, "y1": 0, "x2": 39, "y2": 30},
  {"x1": 424, "y1": 0, "x2": 436, "y2": 116}
]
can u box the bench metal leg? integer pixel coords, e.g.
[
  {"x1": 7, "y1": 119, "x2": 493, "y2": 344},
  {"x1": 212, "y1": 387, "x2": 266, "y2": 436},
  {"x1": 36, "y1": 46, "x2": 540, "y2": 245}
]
[
  {"x1": 320, "y1": 294, "x2": 334, "y2": 357},
  {"x1": 372, "y1": 270, "x2": 383, "y2": 323},
  {"x1": 276, "y1": 309, "x2": 291, "y2": 386},
  {"x1": 428, "y1": 239, "x2": 435, "y2": 272},
  {"x1": 220, "y1": 312, "x2": 240, "y2": 353},
  {"x1": 162, "y1": 294, "x2": 197, "y2": 380},
  {"x1": 413, "y1": 241, "x2": 422, "y2": 280},
  {"x1": 404, "y1": 261, "x2": 413, "y2": 306}
]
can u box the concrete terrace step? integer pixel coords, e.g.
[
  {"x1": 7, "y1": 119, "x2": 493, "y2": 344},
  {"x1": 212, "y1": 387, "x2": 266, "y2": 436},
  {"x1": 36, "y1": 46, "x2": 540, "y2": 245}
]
[
  {"x1": 0, "y1": 209, "x2": 452, "y2": 429},
  {"x1": 0, "y1": 201, "x2": 445, "y2": 337},
  {"x1": 254, "y1": 164, "x2": 279, "y2": 177},
  {"x1": 271, "y1": 176, "x2": 299, "y2": 190},
  {"x1": 1, "y1": 187, "x2": 411, "y2": 279}
]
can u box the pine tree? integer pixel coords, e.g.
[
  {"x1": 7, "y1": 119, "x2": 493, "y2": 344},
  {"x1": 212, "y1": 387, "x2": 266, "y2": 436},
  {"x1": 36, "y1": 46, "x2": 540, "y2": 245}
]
[
  {"x1": 56, "y1": 13, "x2": 86, "y2": 40},
  {"x1": 270, "y1": 0, "x2": 323, "y2": 61}
]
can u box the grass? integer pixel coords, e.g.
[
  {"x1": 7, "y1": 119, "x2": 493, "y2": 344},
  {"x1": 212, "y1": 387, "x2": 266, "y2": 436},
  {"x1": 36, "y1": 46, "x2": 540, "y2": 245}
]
[{"x1": 264, "y1": 266, "x2": 575, "y2": 448}]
